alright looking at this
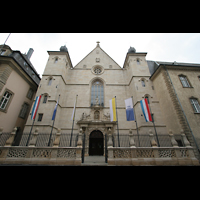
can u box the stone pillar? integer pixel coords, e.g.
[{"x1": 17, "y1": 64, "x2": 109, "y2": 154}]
[
  {"x1": 169, "y1": 130, "x2": 178, "y2": 147},
  {"x1": 107, "y1": 128, "x2": 113, "y2": 147},
  {"x1": 77, "y1": 128, "x2": 82, "y2": 147},
  {"x1": 29, "y1": 128, "x2": 39, "y2": 147},
  {"x1": 129, "y1": 129, "x2": 136, "y2": 147},
  {"x1": 180, "y1": 130, "x2": 190, "y2": 147},
  {"x1": 53, "y1": 128, "x2": 61, "y2": 147},
  {"x1": 5, "y1": 127, "x2": 17, "y2": 147},
  {"x1": 149, "y1": 129, "x2": 157, "y2": 147}
]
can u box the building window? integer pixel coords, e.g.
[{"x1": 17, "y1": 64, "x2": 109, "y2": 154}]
[
  {"x1": 48, "y1": 77, "x2": 53, "y2": 86},
  {"x1": 141, "y1": 80, "x2": 145, "y2": 87},
  {"x1": 19, "y1": 103, "x2": 29, "y2": 119},
  {"x1": 0, "y1": 91, "x2": 12, "y2": 110},
  {"x1": 190, "y1": 98, "x2": 200, "y2": 113},
  {"x1": 137, "y1": 59, "x2": 140, "y2": 65},
  {"x1": 91, "y1": 80, "x2": 104, "y2": 107},
  {"x1": 38, "y1": 113, "x2": 43, "y2": 121},
  {"x1": 145, "y1": 96, "x2": 150, "y2": 104},
  {"x1": 0, "y1": 50, "x2": 6, "y2": 55},
  {"x1": 179, "y1": 75, "x2": 191, "y2": 87},
  {"x1": 54, "y1": 57, "x2": 58, "y2": 64},
  {"x1": 94, "y1": 67, "x2": 102, "y2": 74},
  {"x1": 27, "y1": 88, "x2": 34, "y2": 100},
  {"x1": 43, "y1": 94, "x2": 48, "y2": 103}
]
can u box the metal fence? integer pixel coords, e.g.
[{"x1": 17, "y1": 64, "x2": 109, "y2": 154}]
[
  {"x1": 112, "y1": 134, "x2": 185, "y2": 147},
  {"x1": 0, "y1": 132, "x2": 79, "y2": 147},
  {"x1": 0, "y1": 132, "x2": 11, "y2": 146}
]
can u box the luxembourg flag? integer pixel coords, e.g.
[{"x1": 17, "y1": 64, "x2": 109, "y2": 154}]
[
  {"x1": 125, "y1": 98, "x2": 135, "y2": 121},
  {"x1": 140, "y1": 99, "x2": 152, "y2": 122},
  {"x1": 31, "y1": 95, "x2": 42, "y2": 120}
]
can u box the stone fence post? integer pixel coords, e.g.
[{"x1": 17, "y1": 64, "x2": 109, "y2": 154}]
[
  {"x1": 53, "y1": 128, "x2": 61, "y2": 147},
  {"x1": 5, "y1": 127, "x2": 17, "y2": 147},
  {"x1": 129, "y1": 129, "x2": 136, "y2": 147},
  {"x1": 149, "y1": 129, "x2": 157, "y2": 147},
  {"x1": 180, "y1": 130, "x2": 190, "y2": 147},
  {"x1": 169, "y1": 130, "x2": 178, "y2": 147},
  {"x1": 29, "y1": 128, "x2": 39, "y2": 147},
  {"x1": 107, "y1": 128, "x2": 113, "y2": 147},
  {"x1": 77, "y1": 128, "x2": 83, "y2": 147}
]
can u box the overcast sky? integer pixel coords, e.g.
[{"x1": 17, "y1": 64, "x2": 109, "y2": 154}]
[{"x1": 1, "y1": 33, "x2": 200, "y2": 78}]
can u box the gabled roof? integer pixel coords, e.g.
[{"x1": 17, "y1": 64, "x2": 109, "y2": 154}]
[{"x1": 73, "y1": 43, "x2": 121, "y2": 69}]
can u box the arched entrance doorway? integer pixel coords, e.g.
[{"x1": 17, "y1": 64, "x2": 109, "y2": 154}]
[{"x1": 89, "y1": 130, "x2": 104, "y2": 156}]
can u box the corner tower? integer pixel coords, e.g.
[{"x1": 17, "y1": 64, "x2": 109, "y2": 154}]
[{"x1": 24, "y1": 45, "x2": 73, "y2": 133}]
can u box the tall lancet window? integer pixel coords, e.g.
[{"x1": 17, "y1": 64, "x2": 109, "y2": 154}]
[{"x1": 91, "y1": 80, "x2": 104, "y2": 107}]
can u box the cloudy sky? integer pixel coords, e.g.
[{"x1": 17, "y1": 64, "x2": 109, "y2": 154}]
[{"x1": 1, "y1": 33, "x2": 200, "y2": 78}]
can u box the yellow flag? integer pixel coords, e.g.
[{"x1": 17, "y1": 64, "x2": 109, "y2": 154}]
[{"x1": 109, "y1": 98, "x2": 117, "y2": 121}]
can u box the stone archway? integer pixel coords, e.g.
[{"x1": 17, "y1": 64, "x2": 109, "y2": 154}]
[{"x1": 89, "y1": 130, "x2": 104, "y2": 156}]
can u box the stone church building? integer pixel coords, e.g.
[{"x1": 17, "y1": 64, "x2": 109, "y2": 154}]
[{"x1": 23, "y1": 42, "x2": 200, "y2": 159}]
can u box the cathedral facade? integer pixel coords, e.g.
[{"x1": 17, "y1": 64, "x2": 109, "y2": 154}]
[{"x1": 23, "y1": 42, "x2": 200, "y2": 158}]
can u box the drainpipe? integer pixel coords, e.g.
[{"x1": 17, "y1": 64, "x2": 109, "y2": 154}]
[{"x1": 163, "y1": 65, "x2": 200, "y2": 154}]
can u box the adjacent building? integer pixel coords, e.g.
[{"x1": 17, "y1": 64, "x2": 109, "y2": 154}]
[{"x1": 0, "y1": 44, "x2": 40, "y2": 144}]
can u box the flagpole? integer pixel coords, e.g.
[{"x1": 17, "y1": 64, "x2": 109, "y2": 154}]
[
  {"x1": 26, "y1": 94, "x2": 43, "y2": 146},
  {"x1": 115, "y1": 96, "x2": 120, "y2": 147},
  {"x1": 48, "y1": 94, "x2": 60, "y2": 146},
  {"x1": 148, "y1": 102, "x2": 160, "y2": 147},
  {"x1": 70, "y1": 95, "x2": 78, "y2": 147},
  {"x1": 131, "y1": 96, "x2": 140, "y2": 147}
]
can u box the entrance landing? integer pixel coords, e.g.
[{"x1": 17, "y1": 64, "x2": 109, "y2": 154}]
[{"x1": 81, "y1": 156, "x2": 108, "y2": 166}]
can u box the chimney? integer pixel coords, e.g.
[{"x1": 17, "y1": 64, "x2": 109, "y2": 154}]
[{"x1": 26, "y1": 48, "x2": 34, "y2": 60}]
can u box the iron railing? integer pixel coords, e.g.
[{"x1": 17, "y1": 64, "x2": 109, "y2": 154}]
[
  {"x1": 112, "y1": 134, "x2": 185, "y2": 147},
  {"x1": 6, "y1": 132, "x2": 79, "y2": 147}
]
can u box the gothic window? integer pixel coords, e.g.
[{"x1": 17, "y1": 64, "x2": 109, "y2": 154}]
[
  {"x1": 48, "y1": 77, "x2": 53, "y2": 86},
  {"x1": 91, "y1": 80, "x2": 104, "y2": 107},
  {"x1": 94, "y1": 67, "x2": 102, "y2": 74},
  {"x1": 141, "y1": 80, "x2": 145, "y2": 87},
  {"x1": 43, "y1": 94, "x2": 48, "y2": 103},
  {"x1": 179, "y1": 75, "x2": 191, "y2": 87},
  {"x1": 54, "y1": 57, "x2": 58, "y2": 64},
  {"x1": 145, "y1": 96, "x2": 150, "y2": 104},
  {"x1": 190, "y1": 98, "x2": 200, "y2": 113}
]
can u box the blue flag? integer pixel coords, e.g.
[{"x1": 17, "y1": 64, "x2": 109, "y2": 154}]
[
  {"x1": 52, "y1": 100, "x2": 58, "y2": 120},
  {"x1": 125, "y1": 98, "x2": 135, "y2": 121}
]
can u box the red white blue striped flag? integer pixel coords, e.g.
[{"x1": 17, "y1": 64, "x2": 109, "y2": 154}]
[
  {"x1": 31, "y1": 95, "x2": 42, "y2": 120},
  {"x1": 140, "y1": 99, "x2": 152, "y2": 122}
]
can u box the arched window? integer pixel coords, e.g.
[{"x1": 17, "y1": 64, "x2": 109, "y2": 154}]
[
  {"x1": 179, "y1": 75, "x2": 191, "y2": 87},
  {"x1": 48, "y1": 77, "x2": 53, "y2": 86},
  {"x1": 91, "y1": 80, "x2": 104, "y2": 107},
  {"x1": 141, "y1": 80, "x2": 145, "y2": 87},
  {"x1": 145, "y1": 96, "x2": 150, "y2": 104},
  {"x1": 43, "y1": 94, "x2": 48, "y2": 103},
  {"x1": 54, "y1": 57, "x2": 58, "y2": 64},
  {"x1": 137, "y1": 58, "x2": 140, "y2": 65}
]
